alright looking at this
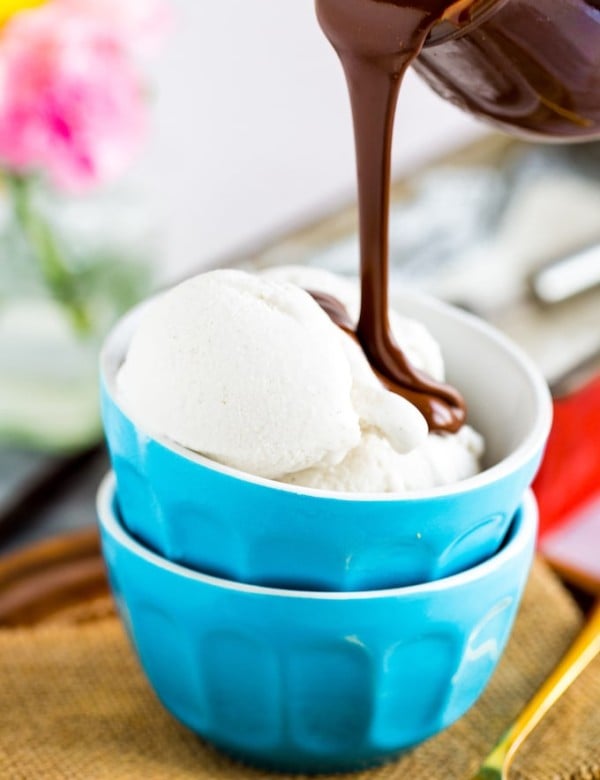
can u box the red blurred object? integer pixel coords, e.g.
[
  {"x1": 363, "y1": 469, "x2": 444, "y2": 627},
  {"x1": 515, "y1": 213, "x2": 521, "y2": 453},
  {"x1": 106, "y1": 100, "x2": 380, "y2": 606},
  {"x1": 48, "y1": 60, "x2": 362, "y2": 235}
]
[
  {"x1": 540, "y1": 494, "x2": 600, "y2": 595},
  {"x1": 534, "y1": 374, "x2": 600, "y2": 540}
]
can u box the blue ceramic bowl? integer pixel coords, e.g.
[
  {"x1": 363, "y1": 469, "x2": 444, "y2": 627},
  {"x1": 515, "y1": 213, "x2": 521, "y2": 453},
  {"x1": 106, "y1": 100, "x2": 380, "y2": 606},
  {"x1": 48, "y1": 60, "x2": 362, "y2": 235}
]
[
  {"x1": 101, "y1": 289, "x2": 551, "y2": 590},
  {"x1": 98, "y1": 473, "x2": 537, "y2": 774}
]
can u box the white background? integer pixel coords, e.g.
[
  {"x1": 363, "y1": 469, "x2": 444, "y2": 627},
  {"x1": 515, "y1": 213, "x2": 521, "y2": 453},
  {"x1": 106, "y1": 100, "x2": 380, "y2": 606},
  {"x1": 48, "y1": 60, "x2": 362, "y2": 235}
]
[{"x1": 138, "y1": 0, "x2": 483, "y2": 279}]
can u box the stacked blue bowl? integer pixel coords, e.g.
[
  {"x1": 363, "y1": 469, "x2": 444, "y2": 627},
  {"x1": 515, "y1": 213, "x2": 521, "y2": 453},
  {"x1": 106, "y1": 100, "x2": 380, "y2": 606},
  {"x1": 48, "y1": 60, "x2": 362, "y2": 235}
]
[{"x1": 98, "y1": 290, "x2": 552, "y2": 773}]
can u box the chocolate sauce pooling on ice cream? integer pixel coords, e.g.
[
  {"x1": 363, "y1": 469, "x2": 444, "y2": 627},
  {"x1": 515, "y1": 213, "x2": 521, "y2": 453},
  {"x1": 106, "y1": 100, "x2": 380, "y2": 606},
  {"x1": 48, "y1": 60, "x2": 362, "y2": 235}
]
[
  {"x1": 308, "y1": 288, "x2": 465, "y2": 433},
  {"x1": 315, "y1": 0, "x2": 469, "y2": 433}
]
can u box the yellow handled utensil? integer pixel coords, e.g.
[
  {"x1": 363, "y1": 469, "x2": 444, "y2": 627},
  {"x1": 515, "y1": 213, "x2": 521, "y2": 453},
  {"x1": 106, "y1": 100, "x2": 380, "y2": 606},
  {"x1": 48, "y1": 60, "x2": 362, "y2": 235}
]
[{"x1": 471, "y1": 599, "x2": 600, "y2": 780}]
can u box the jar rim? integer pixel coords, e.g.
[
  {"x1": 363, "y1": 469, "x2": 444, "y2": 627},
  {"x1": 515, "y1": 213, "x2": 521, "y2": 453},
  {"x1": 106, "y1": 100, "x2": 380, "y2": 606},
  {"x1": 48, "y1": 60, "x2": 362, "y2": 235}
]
[{"x1": 425, "y1": 0, "x2": 510, "y2": 47}]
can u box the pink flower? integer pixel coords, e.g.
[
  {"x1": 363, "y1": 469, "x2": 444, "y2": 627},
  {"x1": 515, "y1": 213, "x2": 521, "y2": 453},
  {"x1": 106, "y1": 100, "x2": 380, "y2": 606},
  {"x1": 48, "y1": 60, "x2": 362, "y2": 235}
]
[
  {"x1": 59, "y1": 0, "x2": 171, "y2": 58},
  {"x1": 0, "y1": 1, "x2": 165, "y2": 191}
]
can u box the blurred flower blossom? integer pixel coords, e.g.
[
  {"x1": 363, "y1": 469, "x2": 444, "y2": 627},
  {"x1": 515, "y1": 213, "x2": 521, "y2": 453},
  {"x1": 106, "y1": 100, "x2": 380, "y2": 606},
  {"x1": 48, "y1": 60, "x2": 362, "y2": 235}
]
[
  {"x1": 0, "y1": 0, "x2": 167, "y2": 191},
  {"x1": 0, "y1": 0, "x2": 167, "y2": 450},
  {"x1": 0, "y1": 0, "x2": 168, "y2": 341},
  {"x1": 61, "y1": 0, "x2": 171, "y2": 57},
  {"x1": 0, "y1": 0, "x2": 47, "y2": 28}
]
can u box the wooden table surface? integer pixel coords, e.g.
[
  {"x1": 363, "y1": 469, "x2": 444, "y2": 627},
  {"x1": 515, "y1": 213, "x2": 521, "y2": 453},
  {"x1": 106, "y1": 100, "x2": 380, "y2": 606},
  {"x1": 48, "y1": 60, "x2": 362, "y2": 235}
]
[{"x1": 0, "y1": 447, "x2": 109, "y2": 559}]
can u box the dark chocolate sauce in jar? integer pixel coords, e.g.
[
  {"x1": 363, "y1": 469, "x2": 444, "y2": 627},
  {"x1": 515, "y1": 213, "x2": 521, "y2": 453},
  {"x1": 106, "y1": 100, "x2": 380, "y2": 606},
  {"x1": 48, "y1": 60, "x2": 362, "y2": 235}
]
[
  {"x1": 417, "y1": 0, "x2": 600, "y2": 141},
  {"x1": 315, "y1": 0, "x2": 468, "y2": 433}
]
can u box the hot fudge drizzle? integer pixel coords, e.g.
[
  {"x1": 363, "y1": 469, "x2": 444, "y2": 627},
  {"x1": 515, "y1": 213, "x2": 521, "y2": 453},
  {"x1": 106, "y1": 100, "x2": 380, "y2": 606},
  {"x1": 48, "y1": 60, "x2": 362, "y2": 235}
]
[{"x1": 314, "y1": 0, "x2": 470, "y2": 432}]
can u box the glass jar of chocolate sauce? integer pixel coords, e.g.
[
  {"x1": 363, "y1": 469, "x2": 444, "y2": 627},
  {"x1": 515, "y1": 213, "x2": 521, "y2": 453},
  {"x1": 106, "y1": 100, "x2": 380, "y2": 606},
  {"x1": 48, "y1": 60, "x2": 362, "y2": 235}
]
[{"x1": 417, "y1": 0, "x2": 600, "y2": 141}]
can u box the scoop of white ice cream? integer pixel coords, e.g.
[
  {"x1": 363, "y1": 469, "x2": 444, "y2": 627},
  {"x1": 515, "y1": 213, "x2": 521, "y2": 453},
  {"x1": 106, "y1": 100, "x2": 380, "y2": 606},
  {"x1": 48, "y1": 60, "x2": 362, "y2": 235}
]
[
  {"x1": 117, "y1": 269, "x2": 428, "y2": 480},
  {"x1": 282, "y1": 431, "x2": 408, "y2": 493},
  {"x1": 118, "y1": 267, "x2": 484, "y2": 491},
  {"x1": 397, "y1": 424, "x2": 485, "y2": 491},
  {"x1": 263, "y1": 266, "x2": 444, "y2": 381},
  {"x1": 282, "y1": 426, "x2": 484, "y2": 493},
  {"x1": 265, "y1": 267, "x2": 483, "y2": 492}
]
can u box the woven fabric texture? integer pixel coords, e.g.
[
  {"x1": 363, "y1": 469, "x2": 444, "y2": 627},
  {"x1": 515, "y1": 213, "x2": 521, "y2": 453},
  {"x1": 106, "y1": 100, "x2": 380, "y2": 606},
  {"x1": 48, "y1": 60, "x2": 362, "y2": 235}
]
[{"x1": 0, "y1": 560, "x2": 599, "y2": 780}]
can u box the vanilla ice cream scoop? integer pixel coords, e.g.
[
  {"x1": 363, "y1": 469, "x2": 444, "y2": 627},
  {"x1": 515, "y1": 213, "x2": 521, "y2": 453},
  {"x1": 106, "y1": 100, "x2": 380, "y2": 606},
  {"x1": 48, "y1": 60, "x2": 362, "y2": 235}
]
[
  {"x1": 263, "y1": 265, "x2": 445, "y2": 381},
  {"x1": 118, "y1": 267, "x2": 483, "y2": 490},
  {"x1": 117, "y1": 269, "x2": 429, "y2": 480},
  {"x1": 282, "y1": 426, "x2": 483, "y2": 493}
]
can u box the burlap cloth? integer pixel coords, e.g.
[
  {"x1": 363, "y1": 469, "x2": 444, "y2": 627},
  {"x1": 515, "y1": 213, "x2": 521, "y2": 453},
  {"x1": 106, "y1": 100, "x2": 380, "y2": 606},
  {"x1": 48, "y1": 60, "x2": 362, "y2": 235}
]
[{"x1": 0, "y1": 560, "x2": 598, "y2": 780}]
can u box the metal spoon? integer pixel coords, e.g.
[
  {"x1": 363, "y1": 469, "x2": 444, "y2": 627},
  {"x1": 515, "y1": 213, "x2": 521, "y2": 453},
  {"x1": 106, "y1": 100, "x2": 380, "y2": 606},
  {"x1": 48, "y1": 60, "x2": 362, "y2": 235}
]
[{"x1": 470, "y1": 599, "x2": 600, "y2": 780}]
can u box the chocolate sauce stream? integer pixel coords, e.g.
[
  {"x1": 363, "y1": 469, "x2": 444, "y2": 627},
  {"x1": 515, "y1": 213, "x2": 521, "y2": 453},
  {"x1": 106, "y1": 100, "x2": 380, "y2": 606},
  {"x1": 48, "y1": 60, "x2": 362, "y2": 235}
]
[
  {"x1": 309, "y1": 289, "x2": 466, "y2": 432},
  {"x1": 307, "y1": 290, "x2": 355, "y2": 335},
  {"x1": 315, "y1": 0, "x2": 467, "y2": 433}
]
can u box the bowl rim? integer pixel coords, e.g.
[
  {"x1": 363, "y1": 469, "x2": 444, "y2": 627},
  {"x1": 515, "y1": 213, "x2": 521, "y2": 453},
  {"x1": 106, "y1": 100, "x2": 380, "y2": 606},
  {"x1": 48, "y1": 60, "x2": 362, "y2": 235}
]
[
  {"x1": 101, "y1": 286, "x2": 553, "y2": 503},
  {"x1": 97, "y1": 472, "x2": 537, "y2": 601}
]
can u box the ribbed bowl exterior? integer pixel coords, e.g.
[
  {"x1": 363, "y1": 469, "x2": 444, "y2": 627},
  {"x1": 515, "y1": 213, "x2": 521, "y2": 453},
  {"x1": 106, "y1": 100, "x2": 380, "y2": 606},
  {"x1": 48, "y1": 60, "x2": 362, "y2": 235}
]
[
  {"x1": 98, "y1": 474, "x2": 537, "y2": 774},
  {"x1": 102, "y1": 383, "x2": 543, "y2": 590},
  {"x1": 101, "y1": 288, "x2": 551, "y2": 591}
]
